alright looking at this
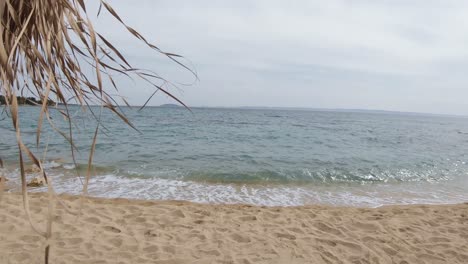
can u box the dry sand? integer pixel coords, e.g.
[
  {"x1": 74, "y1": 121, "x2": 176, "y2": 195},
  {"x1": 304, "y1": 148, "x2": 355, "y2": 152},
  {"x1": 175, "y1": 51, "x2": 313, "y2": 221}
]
[{"x1": 0, "y1": 193, "x2": 467, "y2": 264}]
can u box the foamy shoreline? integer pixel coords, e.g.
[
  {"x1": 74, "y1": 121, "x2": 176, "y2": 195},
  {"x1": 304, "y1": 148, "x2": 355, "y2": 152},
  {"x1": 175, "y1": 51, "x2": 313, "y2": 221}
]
[
  {"x1": 1, "y1": 192, "x2": 467, "y2": 263},
  {"x1": 4, "y1": 166, "x2": 468, "y2": 207}
]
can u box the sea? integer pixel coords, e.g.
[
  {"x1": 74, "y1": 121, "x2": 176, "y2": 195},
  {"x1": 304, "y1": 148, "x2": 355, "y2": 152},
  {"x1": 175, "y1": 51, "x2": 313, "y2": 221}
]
[{"x1": 1, "y1": 106, "x2": 468, "y2": 207}]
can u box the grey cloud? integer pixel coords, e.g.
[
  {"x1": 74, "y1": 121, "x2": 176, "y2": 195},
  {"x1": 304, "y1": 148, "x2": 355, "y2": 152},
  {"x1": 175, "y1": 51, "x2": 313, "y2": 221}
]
[{"x1": 91, "y1": 0, "x2": 468, "y2": 115}]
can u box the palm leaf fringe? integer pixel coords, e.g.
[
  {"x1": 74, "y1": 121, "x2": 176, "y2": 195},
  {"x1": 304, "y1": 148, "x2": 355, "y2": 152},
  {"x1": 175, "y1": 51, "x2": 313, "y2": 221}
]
[{"x1": 0, "y1": 1, "x2": 194, "y2": 263}]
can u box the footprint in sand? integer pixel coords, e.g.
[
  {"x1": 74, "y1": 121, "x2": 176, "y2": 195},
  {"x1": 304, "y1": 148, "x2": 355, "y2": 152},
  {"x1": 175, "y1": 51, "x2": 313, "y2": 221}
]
[
  {"x1": 194, "y1": 210, "x2": 211, "y2": 217},
  {"x1": 162, "y1": 245, "x2": 176, "y2": 254},
  {"x1": 85, "y1": 217, "x2": 101, "y2": 224},
  {"x1": 19, "y1": 235, "x2": 41, "y2": 243},
  {"x1": 287, "y1": 227, "x2": 304, "y2": 234},
  {"x1": 143, "y1": 245, "x2": 159, "y2": 253},
  {"x1": 353, "y1": 221, "x2": 380, "y2": 231},
  {"x1": 171, "y1": 209, "x2": 185, "y2": 218},
  {"x1": 64, "y1": 237, "x2": 84, "y2": 246},
  {"x1": 314, "y1": 222, "x2": 343, "y2": 236},
  {"x1": 429, "y1": 237, "x2": 451, "y2": 243},
  {"x1": 103, "y1": 226, "x2": 121, "y2": 233},
  {"x1": 188, "y1": 233, "x2": 206, "y2": 241},
  {"x1": 10, "y1": 252, "x2": 31, "y2": 263},
  {"x1": 275, "y1": 233, "x2": 296, "y2": 240},
  {"x1": 239, "y1": 215, "x2": 257, "y2": 221},
  {"x1": 200, "y1": 249, "x2": 221, "y2": 256},
  {"x1": 230, "y1": 233, "x2": 251, "y2": 243},
  {"x1": 135, "y1": 217, "x2": 146, "y2": 223},
  {"x1": 144, "y1": 230, "x2": 158, "y2": 237},
  {"x1": 108, "y1": 237, "x2": 123, "y2": 248}
]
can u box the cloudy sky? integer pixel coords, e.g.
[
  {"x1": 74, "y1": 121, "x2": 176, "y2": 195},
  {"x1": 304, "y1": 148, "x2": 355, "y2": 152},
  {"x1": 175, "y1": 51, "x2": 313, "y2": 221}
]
[{"x1": 92, "y1": 1, "x2": 468, "y2": 115}]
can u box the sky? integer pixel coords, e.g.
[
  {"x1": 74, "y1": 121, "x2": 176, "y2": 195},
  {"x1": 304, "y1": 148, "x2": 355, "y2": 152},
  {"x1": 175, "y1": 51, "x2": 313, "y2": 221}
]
[{"x1": 90, "y1": 0, "x2": 468, "y2": 115}]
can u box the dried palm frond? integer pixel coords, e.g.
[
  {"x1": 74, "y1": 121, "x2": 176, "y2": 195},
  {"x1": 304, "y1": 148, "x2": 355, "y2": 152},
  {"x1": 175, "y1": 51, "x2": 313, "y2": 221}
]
[{"x1": 0, "y1": 1, "x2": 194, "y2": 263}]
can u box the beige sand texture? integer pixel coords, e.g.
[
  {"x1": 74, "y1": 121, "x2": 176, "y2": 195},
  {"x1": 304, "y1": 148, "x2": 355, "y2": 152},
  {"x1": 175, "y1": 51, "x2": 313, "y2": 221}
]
[{"x1": 0, "y1": 193, "x2": 467, "y2": 264}]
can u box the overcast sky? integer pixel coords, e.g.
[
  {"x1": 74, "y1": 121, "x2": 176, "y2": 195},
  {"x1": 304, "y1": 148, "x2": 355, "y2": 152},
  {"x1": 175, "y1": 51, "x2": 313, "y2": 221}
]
[{"x1": 91, "y1": 1, "x2": 468, "y2": 115}]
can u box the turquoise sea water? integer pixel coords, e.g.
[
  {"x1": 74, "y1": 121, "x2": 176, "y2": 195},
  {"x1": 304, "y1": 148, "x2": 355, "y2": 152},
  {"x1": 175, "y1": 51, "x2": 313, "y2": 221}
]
[{"x1": 1, "y1": 106, "x2": 468, "y2": 207}]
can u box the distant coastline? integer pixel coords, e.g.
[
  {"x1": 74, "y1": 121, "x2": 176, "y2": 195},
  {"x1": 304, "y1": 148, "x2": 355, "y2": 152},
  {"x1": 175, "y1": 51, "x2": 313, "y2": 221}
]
[
  {"x1": 0, "y1": 95, "x2": 56, "y2": 106},
  {"x1": 158, "y1": 103, "x2": 183, "y2": 108},
  {"x1": 186, "y1": 106, "x2": 468, "y2": 118},
  {"x1": 3, "y1": 98, "x2": 462, "y2": 118}
]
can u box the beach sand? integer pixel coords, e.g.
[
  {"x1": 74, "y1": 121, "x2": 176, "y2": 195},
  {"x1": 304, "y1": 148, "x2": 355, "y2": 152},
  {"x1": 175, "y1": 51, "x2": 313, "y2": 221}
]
[{"x1": 0, "y1": 193, "x2": 467, "y2": 264}]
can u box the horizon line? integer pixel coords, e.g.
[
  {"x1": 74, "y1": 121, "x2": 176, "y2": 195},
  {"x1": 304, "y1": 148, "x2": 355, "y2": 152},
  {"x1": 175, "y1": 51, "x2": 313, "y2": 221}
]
[{"x1": 54, "y1": 103, "x2": 468, "y2": 118}]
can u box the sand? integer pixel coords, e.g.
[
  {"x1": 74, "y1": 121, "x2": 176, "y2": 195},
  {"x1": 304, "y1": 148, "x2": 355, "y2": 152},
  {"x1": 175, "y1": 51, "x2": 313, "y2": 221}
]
[{"x1": 0, "y1": 193, "x2": 467, "y2": 264}]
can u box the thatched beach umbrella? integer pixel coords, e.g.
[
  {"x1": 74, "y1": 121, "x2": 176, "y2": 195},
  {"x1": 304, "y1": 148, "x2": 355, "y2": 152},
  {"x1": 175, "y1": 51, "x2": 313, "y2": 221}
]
[{"x1": 0, "y1": 1, "x2": 192, "y2": 262}]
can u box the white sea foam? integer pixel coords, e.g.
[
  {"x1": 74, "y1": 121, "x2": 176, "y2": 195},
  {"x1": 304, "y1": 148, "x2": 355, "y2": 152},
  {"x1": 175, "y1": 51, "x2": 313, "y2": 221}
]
[
  {"x1": 5, "y1": 171, "x2": 467, "y2": 207},
  {"x1": 63, "y1": 164, "x2": 76, "y2": 170}
]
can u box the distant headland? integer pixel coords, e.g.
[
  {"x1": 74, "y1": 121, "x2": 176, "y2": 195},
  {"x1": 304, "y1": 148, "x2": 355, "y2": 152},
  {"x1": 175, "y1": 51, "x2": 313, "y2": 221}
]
[
  {"x1": 158, "y1": 103, "x2": 183, "y2": 108},
  {"x1": 0, "y1": 95, "x2": 56, "y2": 106}
]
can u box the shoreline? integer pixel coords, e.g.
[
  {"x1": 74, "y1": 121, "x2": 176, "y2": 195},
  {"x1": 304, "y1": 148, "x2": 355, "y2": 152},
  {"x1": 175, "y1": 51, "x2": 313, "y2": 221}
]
[
  {"x1": 3, "y1": 166, "x2": 467, "y2": 207},
  {"x1": 1, "y1": 192, "x2": 467, "y2": 263}
]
